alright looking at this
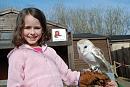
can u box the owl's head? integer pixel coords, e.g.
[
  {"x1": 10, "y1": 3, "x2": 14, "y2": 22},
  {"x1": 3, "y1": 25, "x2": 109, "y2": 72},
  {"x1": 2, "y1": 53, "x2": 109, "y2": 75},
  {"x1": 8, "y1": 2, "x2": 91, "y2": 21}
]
[{"x1": 77, "y1": 39, "x2": 94, "y2": 55}]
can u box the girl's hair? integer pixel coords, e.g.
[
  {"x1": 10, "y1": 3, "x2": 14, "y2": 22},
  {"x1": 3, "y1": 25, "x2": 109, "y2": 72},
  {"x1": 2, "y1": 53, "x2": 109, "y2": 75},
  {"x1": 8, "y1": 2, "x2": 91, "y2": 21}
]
[{"x1": 12, "y1": 7, "x2": 50, "y2": 47}]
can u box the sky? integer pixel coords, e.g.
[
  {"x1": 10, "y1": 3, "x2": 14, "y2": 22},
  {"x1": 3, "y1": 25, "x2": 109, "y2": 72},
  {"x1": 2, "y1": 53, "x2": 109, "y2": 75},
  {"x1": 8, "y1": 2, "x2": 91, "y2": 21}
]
[
  {"x1": 0, "y1": 0, "x2": 130, "y2": 34},
  {"x1": 0, "y1": 0, "x2": 130, "y2": 14}
]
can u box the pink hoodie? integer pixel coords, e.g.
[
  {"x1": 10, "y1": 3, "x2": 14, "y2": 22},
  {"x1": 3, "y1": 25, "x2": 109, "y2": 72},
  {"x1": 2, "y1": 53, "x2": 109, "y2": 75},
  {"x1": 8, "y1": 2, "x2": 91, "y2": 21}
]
[{"x1": 7, "y1": 44, "x2": 80, "y2": 87}]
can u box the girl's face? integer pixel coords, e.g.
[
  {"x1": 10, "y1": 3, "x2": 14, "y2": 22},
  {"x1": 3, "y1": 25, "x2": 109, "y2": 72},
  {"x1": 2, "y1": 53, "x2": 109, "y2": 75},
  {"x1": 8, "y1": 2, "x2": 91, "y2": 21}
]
[{"x1": 23, "y1": 14, "x2": 42, "y2": 47}]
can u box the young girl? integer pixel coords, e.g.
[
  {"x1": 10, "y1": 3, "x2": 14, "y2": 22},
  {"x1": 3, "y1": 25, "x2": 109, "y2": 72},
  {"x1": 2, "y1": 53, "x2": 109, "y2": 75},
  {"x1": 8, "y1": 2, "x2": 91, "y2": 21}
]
[{"x1": 7, "y1": 7, "x2": 117, "y2": 87}]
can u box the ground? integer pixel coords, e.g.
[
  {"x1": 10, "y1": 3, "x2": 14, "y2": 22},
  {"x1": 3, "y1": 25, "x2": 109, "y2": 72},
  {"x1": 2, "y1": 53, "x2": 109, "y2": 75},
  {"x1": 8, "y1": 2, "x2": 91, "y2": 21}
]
[{"x1": 117, "y1": 77, "x2": 130, "y2": 87}]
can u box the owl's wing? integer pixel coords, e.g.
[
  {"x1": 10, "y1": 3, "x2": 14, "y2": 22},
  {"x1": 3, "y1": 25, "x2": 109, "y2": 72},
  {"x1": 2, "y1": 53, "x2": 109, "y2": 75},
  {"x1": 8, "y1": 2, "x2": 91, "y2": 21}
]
[
  {"x1": 91, "y1": 47, "x2": 112, "y2": 73},
  {"x1": 91, "y1": 47, "x2": 105, "y2": 60}
]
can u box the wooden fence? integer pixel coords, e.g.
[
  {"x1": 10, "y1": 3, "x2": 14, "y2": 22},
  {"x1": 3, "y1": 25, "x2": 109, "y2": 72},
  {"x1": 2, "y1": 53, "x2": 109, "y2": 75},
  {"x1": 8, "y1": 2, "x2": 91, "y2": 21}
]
[{"x1": 111, "y1": 47, "x2": 130, "y2": 78}]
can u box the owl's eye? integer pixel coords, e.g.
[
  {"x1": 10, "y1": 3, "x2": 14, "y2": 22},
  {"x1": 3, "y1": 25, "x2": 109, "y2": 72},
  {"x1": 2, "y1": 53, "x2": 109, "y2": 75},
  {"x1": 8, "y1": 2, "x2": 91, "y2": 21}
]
[{"x1": 84, "y1": 46, "x2": 87, "y2": 48}]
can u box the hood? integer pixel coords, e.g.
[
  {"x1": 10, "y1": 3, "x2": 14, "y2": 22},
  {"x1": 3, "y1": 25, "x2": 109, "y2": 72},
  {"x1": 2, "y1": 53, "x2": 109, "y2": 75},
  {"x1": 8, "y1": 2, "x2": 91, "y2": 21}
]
[{"x1": 7, "y1": 44, "x2": 48, "y2": 58}]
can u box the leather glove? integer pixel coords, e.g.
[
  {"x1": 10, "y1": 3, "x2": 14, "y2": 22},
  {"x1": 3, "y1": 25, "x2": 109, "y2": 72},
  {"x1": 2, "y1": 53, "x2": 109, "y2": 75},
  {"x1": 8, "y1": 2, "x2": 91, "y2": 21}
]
[{"x1": 79, "y1": 71, "x2": 110, "y2": 87}]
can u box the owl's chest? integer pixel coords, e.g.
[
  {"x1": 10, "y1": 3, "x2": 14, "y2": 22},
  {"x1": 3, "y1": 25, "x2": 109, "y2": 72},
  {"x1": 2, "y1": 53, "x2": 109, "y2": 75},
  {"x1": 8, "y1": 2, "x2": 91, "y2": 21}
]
[{"x1": 83, "y1": 52, "x2": 96, "y2": 62}]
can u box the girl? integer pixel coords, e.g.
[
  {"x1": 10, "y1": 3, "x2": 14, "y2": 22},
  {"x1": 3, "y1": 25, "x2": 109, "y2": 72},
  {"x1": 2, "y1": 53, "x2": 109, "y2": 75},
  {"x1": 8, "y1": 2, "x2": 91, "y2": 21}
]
[
  {"x1": 7, "y1": 7, "x2": 80, "y2": 87},
  {"x1": 7, "y1": 7, "x2": 117, "y2": 87}
]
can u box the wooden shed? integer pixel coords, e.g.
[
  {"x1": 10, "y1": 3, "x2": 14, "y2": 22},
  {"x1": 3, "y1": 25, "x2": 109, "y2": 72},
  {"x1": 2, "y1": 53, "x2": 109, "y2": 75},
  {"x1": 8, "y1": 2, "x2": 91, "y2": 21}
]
[
  {"x1": 109, "y1": 35, "x2": 130, "y2": 78},
  {"x1": 0, "y1": 8, "x2": 73, "y2": 83},
  {"x1": 72, "y1": 33, "x2": 112, "y2": 71}
]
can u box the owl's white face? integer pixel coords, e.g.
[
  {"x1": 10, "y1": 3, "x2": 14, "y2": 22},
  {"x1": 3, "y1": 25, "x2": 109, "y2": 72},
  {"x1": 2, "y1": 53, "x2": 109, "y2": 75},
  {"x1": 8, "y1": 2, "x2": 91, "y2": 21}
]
[{"x1": 77, "y1": 39, "x2": 94, "y2": 55}]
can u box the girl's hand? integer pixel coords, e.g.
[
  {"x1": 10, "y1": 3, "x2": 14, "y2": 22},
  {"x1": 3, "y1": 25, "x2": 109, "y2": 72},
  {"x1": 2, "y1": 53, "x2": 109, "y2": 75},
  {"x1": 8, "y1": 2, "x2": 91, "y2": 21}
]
[{"x1": 105, "y1": 80, "x2": 118, "y2": 87}]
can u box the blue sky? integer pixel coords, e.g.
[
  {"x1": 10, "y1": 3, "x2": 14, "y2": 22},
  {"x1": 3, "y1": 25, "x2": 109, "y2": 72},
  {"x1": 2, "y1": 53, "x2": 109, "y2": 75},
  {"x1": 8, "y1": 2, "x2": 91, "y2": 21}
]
[
  {"x1": 1, "y1": 0, "x2": 130, "y2": 34},
  {"x1": 0, "y1": 0, "x2": 130, "y2": 14}
]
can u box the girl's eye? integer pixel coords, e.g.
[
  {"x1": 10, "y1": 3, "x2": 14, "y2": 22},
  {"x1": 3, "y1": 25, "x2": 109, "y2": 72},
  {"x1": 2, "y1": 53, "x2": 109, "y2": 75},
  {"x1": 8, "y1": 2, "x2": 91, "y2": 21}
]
[
  {"x1": 84, "y1": 46, "x2": 87, "y2": 48},
  {"x1": 34, "y1": 27, "x2": 41, "y2": 29},
  {"x1": 24, "y1": 26, "x2": 31, "y2": 29},
  {"x1": 24, "y1": 26, "x2": 41, "y2": 30}
]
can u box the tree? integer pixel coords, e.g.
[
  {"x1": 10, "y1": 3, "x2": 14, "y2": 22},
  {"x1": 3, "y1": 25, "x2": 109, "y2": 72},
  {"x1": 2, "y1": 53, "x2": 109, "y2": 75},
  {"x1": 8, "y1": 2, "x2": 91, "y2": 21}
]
[
  {"x1": 48, "y1": 4, "x2": 130, "y2": 35},
  {"x1": 104, "y1": 8, "x2": 130, "y2": 35}
]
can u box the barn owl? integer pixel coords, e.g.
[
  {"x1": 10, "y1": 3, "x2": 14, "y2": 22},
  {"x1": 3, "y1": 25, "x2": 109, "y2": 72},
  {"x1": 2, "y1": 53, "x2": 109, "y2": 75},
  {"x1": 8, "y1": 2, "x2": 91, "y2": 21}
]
[{"x1": 77, "y1": 39, "x2": 113, "y2": 74}]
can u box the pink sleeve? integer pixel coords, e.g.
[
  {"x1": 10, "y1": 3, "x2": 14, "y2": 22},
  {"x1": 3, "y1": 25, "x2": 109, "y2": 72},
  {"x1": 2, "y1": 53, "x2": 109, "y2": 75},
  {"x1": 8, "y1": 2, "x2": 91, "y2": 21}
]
[
  {"x1": 50, "y1": 48, "x2": 80, "y2": 86},
  {"x1": 7, "y1": 50, "x2": 25, "y2": 87}
]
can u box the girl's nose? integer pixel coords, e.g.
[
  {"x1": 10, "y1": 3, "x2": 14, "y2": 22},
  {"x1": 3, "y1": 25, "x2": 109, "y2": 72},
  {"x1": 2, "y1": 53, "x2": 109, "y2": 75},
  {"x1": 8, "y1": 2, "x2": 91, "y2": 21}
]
[{"x1": 30, "y1": 28, "x2": 35, "y2": 34}]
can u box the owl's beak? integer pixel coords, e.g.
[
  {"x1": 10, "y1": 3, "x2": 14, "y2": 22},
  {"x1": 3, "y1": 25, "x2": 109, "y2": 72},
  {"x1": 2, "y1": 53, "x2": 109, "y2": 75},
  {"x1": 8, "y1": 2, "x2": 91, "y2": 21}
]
[{"x1": 80, "y1": 50, "x2": 84, "y2": 54}]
